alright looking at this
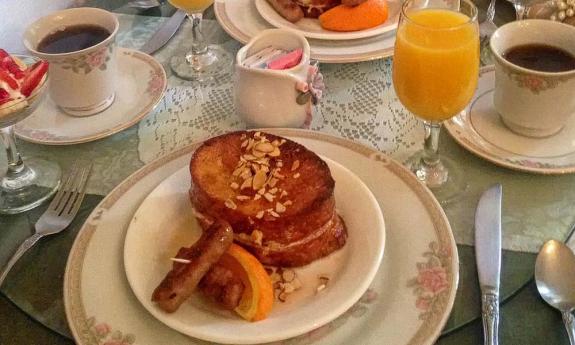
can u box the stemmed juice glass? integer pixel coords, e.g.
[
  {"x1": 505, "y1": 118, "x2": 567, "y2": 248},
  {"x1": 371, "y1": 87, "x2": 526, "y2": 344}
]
[
  {"x1": 168, "y1": 0, "x2": 232, "y2": 81},
  {"x1": 392, "y1": 0, "x2": 479, "y2": 201},
  {"x1": 0, "y1": 56, "x2": 61, "y2": 214}
]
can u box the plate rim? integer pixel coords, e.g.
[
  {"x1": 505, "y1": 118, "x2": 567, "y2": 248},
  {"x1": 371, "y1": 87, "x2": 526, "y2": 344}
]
[
  {"x1": 14, "y1": 47, "x2": 167, "y2": 146},
  {"x1": 253, "y1": 0, "x2": 398, "y2": 41},
  {"x1": 64, "y1": 128, "x2": 458, "y2": 345},
  {"x1": 213, "y1": 0, "x2": 395, "y2": 63},
  {"x1": 122, "y1": 156, "x2": 386, "y2": 344},
  {"x1": 445, "y1": 65, "x2": 575, "y2": 175}
]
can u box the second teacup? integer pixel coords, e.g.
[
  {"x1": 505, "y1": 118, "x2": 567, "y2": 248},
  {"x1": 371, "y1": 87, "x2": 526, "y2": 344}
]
[
  {"x1": 490, "y1": 19, "x2": 575, "y2": 137},
  {"x1": 23, "y1": 8, "x2": 119, "y2": 117}
]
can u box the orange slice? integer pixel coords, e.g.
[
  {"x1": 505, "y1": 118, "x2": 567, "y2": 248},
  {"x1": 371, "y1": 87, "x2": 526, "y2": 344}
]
[
  {"x1": 319, "y1": 0, "x2": 389, "y2": 32},
  {"x1": 217, "y1": 243, "x2": 274, "y2": 321}
]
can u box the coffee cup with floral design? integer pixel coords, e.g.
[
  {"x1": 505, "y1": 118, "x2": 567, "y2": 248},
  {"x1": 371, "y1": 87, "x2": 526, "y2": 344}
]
[
  {"x1": 490, "y1": 19, "x2": 575, "y2": 137},
  {"x1": 23, "y1": 8, "x2": 119, "y2": 117}
]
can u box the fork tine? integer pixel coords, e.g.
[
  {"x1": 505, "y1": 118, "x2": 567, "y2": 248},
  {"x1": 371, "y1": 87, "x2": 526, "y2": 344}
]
[
  {"x1": 48, "y1": 164, "x2": 80, "y2": 212},
  {"x1": 52, "y1": 164, "x2": 82, "y2": 215},
  {"x1": 62, "y1": 164, "x2": 92, "y2": 217}
]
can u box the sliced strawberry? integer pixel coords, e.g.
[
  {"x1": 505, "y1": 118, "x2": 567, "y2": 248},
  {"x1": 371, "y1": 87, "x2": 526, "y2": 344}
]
[
  {"x1": 0, "y1": 49, "x2": 8, "y2": 60},
  {"x1": 0, "y1": 88, "x2": 9, "y2": 101},
  {"x1": 0, "y1": 97, "x2": 14, "y2": 106},
  {"x1": 0, "y1": 69, "x2": 18, "y2": 90},
  {"x1": 20, "y1": 60, "x2": 48, "y2": 97},
  {"x1": 1, "y1": 57, "x2": 25, "y2": 79}
]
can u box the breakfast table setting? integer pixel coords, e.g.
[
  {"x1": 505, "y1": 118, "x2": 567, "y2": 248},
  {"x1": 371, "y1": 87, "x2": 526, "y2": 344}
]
[{"x1": 2, "y1": 0, "x2": 575, "y2": 344}]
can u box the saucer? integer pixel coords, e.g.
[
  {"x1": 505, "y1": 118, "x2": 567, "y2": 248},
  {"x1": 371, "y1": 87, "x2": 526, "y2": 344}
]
[
  {"x1": 445, "y1": 66, "x2": 575, "y2": 174},
  {"x1": 15, "y1": 48, "x2": 167, "y2": 145}
]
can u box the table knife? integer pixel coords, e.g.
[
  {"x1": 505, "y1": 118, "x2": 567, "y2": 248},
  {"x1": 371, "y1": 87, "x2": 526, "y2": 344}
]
[
  {"x1": 140, "y1": 9, "x2": 187, "y2": 55},
  {"x1": 475, "y1": 184, "x2": 502, "y2": 345}
]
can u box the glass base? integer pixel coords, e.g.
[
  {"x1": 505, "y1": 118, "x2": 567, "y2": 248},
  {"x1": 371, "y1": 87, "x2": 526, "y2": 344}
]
[
  {"x1": 0, "y1": 158, "x2": 61, "y2": 214},
  {"x1": 406, "y1": 151, "x2": 467, "y2": 203},
  {"x1": 170, "y1": 45, "x2": 232, "y2": 82}
]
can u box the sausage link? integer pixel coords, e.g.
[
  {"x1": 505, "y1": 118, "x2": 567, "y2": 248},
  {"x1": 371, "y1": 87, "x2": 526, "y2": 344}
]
[{"x1": 266, "y1": 0, "x2": 305, "y2": 23}]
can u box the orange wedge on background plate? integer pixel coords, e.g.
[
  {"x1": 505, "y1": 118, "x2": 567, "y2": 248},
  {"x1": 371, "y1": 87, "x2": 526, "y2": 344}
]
[
  {"x1": 217, "y1": 243, "x2": 274, "y2": 321},
  {"x1": 319, "y1": 0, "x2": 389, "y2": 32}
]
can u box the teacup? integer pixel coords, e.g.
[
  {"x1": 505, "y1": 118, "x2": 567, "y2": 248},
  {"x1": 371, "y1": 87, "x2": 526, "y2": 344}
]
[
  {"x1": 23, "y1": 8, "x2": 119, "y2": 117},
  {"x1": 235, "y1": 29, "x2": 322, "y2": 128},
  {"x1": 490, "y1": 19, "x2": 575, "y2": 137}
]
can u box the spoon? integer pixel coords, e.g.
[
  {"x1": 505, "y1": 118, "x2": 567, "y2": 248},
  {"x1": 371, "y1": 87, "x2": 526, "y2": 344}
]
[{"x1": 535, "y1": 239, "x2": 575, "y2": 344}]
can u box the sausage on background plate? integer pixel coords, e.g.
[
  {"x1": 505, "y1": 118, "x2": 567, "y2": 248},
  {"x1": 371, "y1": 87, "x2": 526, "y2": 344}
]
[
  {"x1": 266, "y1": 0, "x2": 305, "y2": 22},
  {"x1": 152, "y1": 219, "x2": 234, "y2": 313}
]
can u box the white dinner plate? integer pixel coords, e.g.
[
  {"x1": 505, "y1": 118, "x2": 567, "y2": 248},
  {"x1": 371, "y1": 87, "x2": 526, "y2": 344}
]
[
  {"x1": 254, "y1": 0, "x2": 400, "y2": 41},
  {"x1": 64, "y1": 129, "x2": 458, "y2": 345},
  {"x1": 123, "y1": 156, "x2": 385, "y2": 344},
  {"x1": 15, "y1": 48, "x2": 167, "y2": 145},
  {"x1": 445, "y1": 66, "x2": 575, "y2": 174},
  {"x1": 214, "y1": 0, "x2": 397, "y2": 63}
]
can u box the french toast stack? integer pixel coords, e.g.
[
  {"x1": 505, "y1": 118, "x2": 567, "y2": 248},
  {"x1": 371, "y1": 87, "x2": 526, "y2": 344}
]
[{"x1": 189, "y1": 131, "x2": 347, "y2": 267}]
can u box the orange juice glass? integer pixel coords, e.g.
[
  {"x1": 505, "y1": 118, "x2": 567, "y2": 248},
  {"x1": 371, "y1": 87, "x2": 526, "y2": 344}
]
[
  {"x1": 168, "y1": 0, "x2": 232, "y2": 81},
  {"x1": 392, "y1": 0, "x2": 479, "y2": 201}
]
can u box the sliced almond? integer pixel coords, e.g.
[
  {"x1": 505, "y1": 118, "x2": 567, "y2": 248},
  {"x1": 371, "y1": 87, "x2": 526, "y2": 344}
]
[
  {"x1": 269, "y1": 147, "x2": 281, "y2": 157},
  {"x1": 283, "y1": 199, "x2": 293, "y2": 206},
  {"x1": 268, "y1": 210, "x2": 280, "y2": 217},
  {"x1": 252, "y1": 170, "x2": 267, "y2": 190},
  {"x1": 252, "y1": 150, "x2": 266, "y2": 158},
  {"x1": 240, "y1": 177, "x2": 253, "y2": 190},
  {"x1": 275, "y1": 202, "x2": 286, "y2": 213},
  {"x1": 276, "y1": 161, "x2": 283, "y2": 168},
  {"x1": 240, "y1": 169, "x2": 252, "y2": 180},
  {"x1": 236, "y1": 195, "x2": 250, "y2": 201},
  {"x1": 268, "y1": 187, "x2": 278, "y2": 194},
  {"x1": 246, "y1": 138, "x2": 255, "y2": 151},
  {"x1": 224, "y1": 199, "x2": 237, "y2": 210},
  {"x1": 264, "y1": 193, "x2": 275, "y2": 202},
  {"x1": 273, "y1": 171, "x2": 285, "y2": 179},
  {"x1": 268, "y1": 177, "x2": 278, "y2": 187},
  {"x1": 170, "y1": 258, "x2": 191, "y2": 264},
  {"x1": 293, "y1": 173, "x2": 300, "y2": 179},
  {"x1": 232, "y1": 166, "x2": 243, "y2": 177},
  {"x1": 230, "y1": 182, "x2": 239, "y2": 190},
  {"x1": 254, "y1": 194, "x2": 262, "y2": 201},
  {"x1": 280, "y1": 191, "x2": 289, "y2": 198},
  {"x1": 243, "y1": 154, "x2": 257, "y2": 161},
  {"x1": 255, "y1": 210, "x2": 265, "y2": 219},
  {"x1": 255, "y1": 141, "x2": 275, "y2": 153},
  {"x1": 251, "y1": 230, "x2": 263, "y2": 246},
  {"x1": 258, "y1": 188, "x2": 266, "y2": 195},
  {"x1": 291, "y1": 160, "x2": 300, "y2": 171},
  {"x1": 271, "y1": 140, "x2": 280, "y2": 146},
  {"x1": 241, "y1": 139, "x2": 248, "y2": 148}
]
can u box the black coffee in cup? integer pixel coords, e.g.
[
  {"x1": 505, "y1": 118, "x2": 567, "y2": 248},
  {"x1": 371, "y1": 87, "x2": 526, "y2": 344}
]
[
  {"x1": 503, "y1": 44, "x2": 575, "y2": 73},
  {"x1": 37, "y1": 24, "x2": 111, "y2": 54}
]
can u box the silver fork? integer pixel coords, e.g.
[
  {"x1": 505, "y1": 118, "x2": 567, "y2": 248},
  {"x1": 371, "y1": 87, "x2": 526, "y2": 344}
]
[
  {"x1": 480, "y1": 0, "x2": 498, "y2": 65},
  {"x1": 0, "y1": 163, "x2": 92, "y2": 287}
]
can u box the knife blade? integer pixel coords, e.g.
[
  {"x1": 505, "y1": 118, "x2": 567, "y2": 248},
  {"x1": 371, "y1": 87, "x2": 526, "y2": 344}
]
[
  {"x1": 475, "y1": 183, "x2": 502, "y2": 345},
  {"x1": 140, "y1": 9, "x2": 187, "y2": 55}
]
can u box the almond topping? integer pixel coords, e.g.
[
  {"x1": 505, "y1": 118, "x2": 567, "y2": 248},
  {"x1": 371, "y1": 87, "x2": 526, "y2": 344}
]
[
  {"x1": 170, "y1": 258, "x2": 191, "y2": 264},
  {"x1": 255, "y1": 142, "x2": 275, "y2": 153},
  {"x1": 246, "y1": 138, "x2": 255, "y2": 151},
  {"x1": 230, "y1": 182, "x2": 239, "y2": 189},
  {"x1": 236, "y1": 195, "x2": 250, "y2": 201},
  {"x1": 283, "y1": 200, "x2": 293, "y2": 205},
  {"x1": 276, "y1": 202, "x2": 286, "y2": 213},
  {"x1": 258, "y1": 188, "x2": 266, "y2": 195},
  {"x1": 241, "y1": 140, "x2": 248, "y2": 148},
  {"x1": 243, "y1": 154, "x2": 257, "y2": 161},
  {"x1": 224, "y1": 199, "x2": 237, "y2": 210},
  {"x1": 256, "y1": 210, "x2": 265, "y2": 219},
  {"x1": 276, "y1": 161, "x2": 283, "y2": 168},
  {"x1": 268, "y1": 210, "x2": 280, "y2": 217},
  {"x1": 264, "y1": 193, "x2": 275, "y2": 202},
  {"x1": 280, "y1": 191, "x2": 289, "y2": 198},
  {"x1": 254, "y1": 194, "x2": 262, "y2": 201},
  {"x1": 293, "y1": 173, "x2": 300, "y2": 179},
  {"x1": 251, "y1": 230, "x2": 263, "y2": 246},
  {"x1": 252, "y1": 149, "x2": 266, "y2": 158},
  {"x1": 240, "y1": 177, "x2": 253, "y2": 190},
  {"x1": 291, "y1": 160, "x2": 300, "y2": 171},
  {"x1": 252, "y1": 170, "x2": 267, "y2": 190},
  {"x1": 269, "y1": 147, "x2": 281, "y2": 157}
]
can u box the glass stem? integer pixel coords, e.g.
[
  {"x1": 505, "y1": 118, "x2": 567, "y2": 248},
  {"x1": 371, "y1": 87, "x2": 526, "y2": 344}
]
[
  {"x1": 513, "y1": 3, "x2": 525, "y2": 20},
  {"x1": 422, "y1": 121, "x2": 441, "y2": 166},
  {"x1": 186, "y1": 13, "x2": 207, "y2": 64},
  {"x1": 1, "y1": 126, "x2": 25, "y2": 177}
]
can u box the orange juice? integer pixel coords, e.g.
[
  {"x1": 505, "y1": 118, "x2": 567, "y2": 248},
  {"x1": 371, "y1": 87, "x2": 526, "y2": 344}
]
[
  {"x1": 169, "y1": 0, "x2": 213, "y2": 13},
  {"x1": 392, "y1": 9, "x2": 479, "y2": 121}
]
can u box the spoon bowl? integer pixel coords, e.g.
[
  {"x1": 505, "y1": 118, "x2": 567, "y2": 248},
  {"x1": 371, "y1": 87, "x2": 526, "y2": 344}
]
[{"x1": 535, "y1": 239, "x2": 575, "y2": 344}]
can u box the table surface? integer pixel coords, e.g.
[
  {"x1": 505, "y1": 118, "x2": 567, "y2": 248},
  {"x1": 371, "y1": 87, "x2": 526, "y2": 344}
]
[{"x1": 2, "y1": 1, "x2": 575, "y2": 345}]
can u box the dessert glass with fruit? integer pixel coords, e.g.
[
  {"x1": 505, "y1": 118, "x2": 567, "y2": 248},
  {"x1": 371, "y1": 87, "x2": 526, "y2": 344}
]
[
  {"x1": 168, "y1": 0, "x2": 232, "y2": 81},
  {"x1": 0, "y1": 52, "x2": 61, "y2": 214}
]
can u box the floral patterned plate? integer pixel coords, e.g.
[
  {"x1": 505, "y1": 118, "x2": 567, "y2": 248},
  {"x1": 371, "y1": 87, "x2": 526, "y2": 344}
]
[
  {"x1": 445, "y1": 66, "x2": 575, "y2": 174},
  {"x1": 15, "y1": 48, "x2": 166, "y2": 145},
  {"x1": 123, "y1": 157, "x2": 385, "y2": 344},
  {"x1": 64, "y1": 129, "x2": 458, "y2": 345}
]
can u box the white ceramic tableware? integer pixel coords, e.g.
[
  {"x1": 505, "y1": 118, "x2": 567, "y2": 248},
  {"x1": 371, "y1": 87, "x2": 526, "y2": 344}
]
[
  {"x1": 490, "y1": 19, "x2": 575, "y2": 137},
  {"x1": 15, "y1": 48, "x2": 166, "y2": 145},
  {"x1": 123, "y1": 157, "x2": 385, "y2": 344},
  {"x1": 235, "y1": 29, "x2": 315, "y2": 128},
  {"x1": 254, "y1": 0, "x2": 401, "y2": 41},
  {"x1": 23, "y1": 8, "x2": 119, "y2": 117},
  {"x1": 64, "y1": 129, "x2": 458, "y2": 345}
]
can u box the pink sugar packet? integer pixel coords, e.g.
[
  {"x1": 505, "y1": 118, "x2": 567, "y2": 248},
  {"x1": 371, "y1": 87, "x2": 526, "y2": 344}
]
[{"x1": 267, "y1": 48, "x2": 303, "y2": 70}]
